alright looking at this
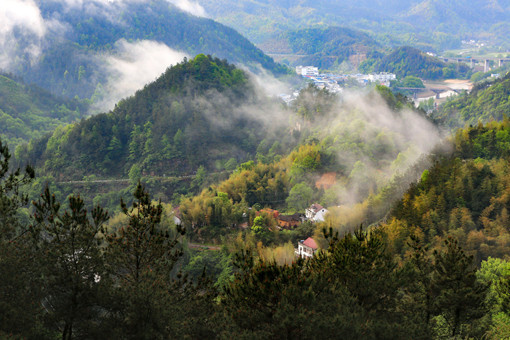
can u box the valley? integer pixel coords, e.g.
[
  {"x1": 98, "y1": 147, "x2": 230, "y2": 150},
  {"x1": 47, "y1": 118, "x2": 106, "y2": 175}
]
[{"x1": 1, "y1": 0, "x2": 510, "y2": 339}]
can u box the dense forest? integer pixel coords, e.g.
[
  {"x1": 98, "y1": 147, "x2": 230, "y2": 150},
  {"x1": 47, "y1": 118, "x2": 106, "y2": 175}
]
[
  {"x1": 381, "y1": 121, "x2": 510, "y2": 263},
  {"x1": 3, "y1": 0, "x2": 510, "y2": 338},
  {"x1": 2, "y1": 123, "x2": 510, "y2": 338},
  {"x1": 17, "y1": 56, "x2": 440, "y2": 224},
  {"x1": 18, "y1": 54, "x2": 286, "y2": 179},
  {"x1": 3, "y1": 55, "x2": 510, "y2": 340}
]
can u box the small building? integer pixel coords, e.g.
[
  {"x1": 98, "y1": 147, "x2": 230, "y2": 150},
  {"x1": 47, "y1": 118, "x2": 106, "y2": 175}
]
[
  {"x1": 257, "y1": 208, "x2": 279, "y2": 219},
  {"x1": 367, "y1": 72, "x2": 396, "y2": 83},
  {"x1": 277, "y1": 213, "x2": 304, "y2": 229},
  {"x1": 315, "y1": 172, "x2": 336, "y2": 190},
  {"x1": 296, "y1": 237, "x2": 318, "y2": 258},
  {"x1": 313, "y1": 208, "x2": 328, "y2": 222},
  {"x1": 297, "y1": 66, "x2": 319, "y2": 77},
  {"x1": 306, "y1": 203, "x2": 323, "y2": 220},
  {"x1": 306, "y1": 204, "x2": 329, "y2": 222}
]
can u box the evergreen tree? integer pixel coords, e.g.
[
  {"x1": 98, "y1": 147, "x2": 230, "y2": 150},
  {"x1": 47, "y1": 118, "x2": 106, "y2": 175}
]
[
  {"x1": 0, "y1": 139, "x2": 43, "y2": 338},
  {"x1": 30, "y1": 187, "x2": 110, "y2": 340},
  {"x1": 0, "y1": 139, "x2": 34, "y2": 238},
  {"x1": 403, "y1": 235, "x2": 435, "y2": 339},
  {"x1": 431, "y1": 237, "x2": 488, "y2": 337},
  {"x1": 104, "y1": 181, "x2": 186, "y2": 338}
]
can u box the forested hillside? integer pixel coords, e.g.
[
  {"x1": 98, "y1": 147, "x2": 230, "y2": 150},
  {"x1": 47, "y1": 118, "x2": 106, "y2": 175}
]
[
  {"x1": 434, "y1": 72, "x2": 510, "y2": 128},
  {"x1": 361, "y1": 46, "x2": 471, "y2": 80},
  {"x1": 381, "y1": 121, "x2": 510, "y2": 264},
  {"x1": 2, "y1": 134, "x2": 510, "y2": 338},
  {"x1": 0, "y1": 73, "x2": 84, "y2": 148},
  {"x1": 3, "y1": 1, "x2": 510, "y2": 339},
  {"x1": 261, "y1": 26, "x2": 381, "y2": 70},
  {"x1": 19, "y1": 55, "x2": 288, "y2": 180},
  {"x1": 19, "y1": 55, "x2": 440, "y2": 223}
]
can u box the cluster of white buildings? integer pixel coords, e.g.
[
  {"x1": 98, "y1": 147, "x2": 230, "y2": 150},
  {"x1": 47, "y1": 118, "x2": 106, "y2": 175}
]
[
  {"x1": 295, "y1": 65, "x2": 396, "y2": 89},
  {"x1": 278, "y1": 66, "x2": 397, "y2": 106},
  {"x1": 461, "y1": 39, "x2": 486, "y2": 48},
  {"x1": 295, "y1": 66, "x2": 319, "y2": 77}
]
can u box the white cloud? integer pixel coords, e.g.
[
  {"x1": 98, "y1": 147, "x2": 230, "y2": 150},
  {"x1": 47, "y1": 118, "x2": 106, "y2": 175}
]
[
  {"x1": 94, "y1": 39, "x2": 188, "y2": 112},
  {"x1": 0, "y1": 0, "x2": 46, "y2": 37},
  {"x1": 166, "y1": 0, "x2": 206, "y2": 17},
  {"x1": 0, "y1": 0, "x2": 49, "y2": 70},
  {"x1": 53, "y1": 0, "x2": 206, "y2": 17}
]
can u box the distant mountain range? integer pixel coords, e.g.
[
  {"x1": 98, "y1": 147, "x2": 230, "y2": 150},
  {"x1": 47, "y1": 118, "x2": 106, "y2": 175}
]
[
  {"x1": 197, "y1": 0, "x2": 510, "y2": 51},
  {"x1": 3, "y1": 0, "x2": 287, "y2": 103}
]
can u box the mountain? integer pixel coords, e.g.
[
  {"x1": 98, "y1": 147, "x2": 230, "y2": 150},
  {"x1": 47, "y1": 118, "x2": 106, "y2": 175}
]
[
  {"x1": 5, "y1": 0, "x2": 287, "y2": 102},
  {"x1": 19, "y1": 55, "x2": 291, "y2": 182},
  {"x1": 196, "y1": 0, "x2": 510, "y2": 51},
  {"x1": 0, "y1": 73, "x2": 84, "y2": 149},
  {"x1": 434, "y1": 72, "x2": 510, "y2": 128},
  {"x1": 260, "y1": 26, "x2": 381, "y2": 70}
]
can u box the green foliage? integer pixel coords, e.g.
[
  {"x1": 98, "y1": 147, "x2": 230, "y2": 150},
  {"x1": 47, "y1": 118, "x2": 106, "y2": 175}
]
[
  {"x1": 434, "y1": 72, "x2": 510, "y2": 128},
  {"x1": 292, "y1": 84, "x2": 336, "y2": 121},
  {"x1": 0, "y1": 141, "x2": 503, "y2": 338},
  {"x1": 251, "y1": 216, "x2": 272, "y2": 243},
  {"x1": 0, "y1": 139, "x2": 35, "y2": 237},
  {"x1": 282, "y1": 26, "x2": 380, "y2": 70},
  {"x1": 393, "y1": 75, "x2": 425, "y2": 88},
  {"x1": 286, "y1": 182, "x2": 313, "y2": 211},
  {"x1": 30, "y1": 187, "x2": 110, "y2": 340},
  {"x1": 24, "y1": 55, "x2": 268, "y2": 179},
  {"x1": 383, "y1": 122, "x2": 510, "y2": 264},
  {"x1": 0, "y1": 140, "x2": 44, "y2": 338},
  {"x1": 0, "y1": 74, "x2": 84, "y2": 149},
  {"x1": 221, "y1": 226, "x2": 490, "y2": 338},
  {"x1": 374, "y1": 46, "x2": 471, "y2": 80},
  {"x1": 430, "y1": 237, "x2": 487, "y2": 337},
  {"x1": 182, "y1": 248, "x2": 233, "y2": 287},
  {"x1": 103, "y1": 181, "x2": 190, "y2": 338},
  {"x1": 20, "y1": 0, "x2": 287, "y2": 100}
]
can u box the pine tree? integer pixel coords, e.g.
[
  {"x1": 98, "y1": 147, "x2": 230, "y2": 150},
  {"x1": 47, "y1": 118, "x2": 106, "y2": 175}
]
[
  {"x1": 30, "y1": 187, "x2": 110, "y2": 340},
  {"x1": 431, "y1": 237, "x2": 488, "y2": 337},
  {"x1": 0, "y1": 139, "x2": 34, "y2": 238},
  {"x1": 104, "y1": 181, "x2": 185, "y2": 339},
  {"x1": 403, "y1": 235, "x2": 435, "y2": 339},
  {"x1": 0, "y1": 139, "x2": 42, "y2": 338}
]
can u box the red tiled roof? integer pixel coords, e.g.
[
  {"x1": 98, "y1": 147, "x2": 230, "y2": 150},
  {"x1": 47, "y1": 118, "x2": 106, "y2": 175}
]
[
  {"x1": 310, "y1": 203, "x2": 323, "y2": 212},
  {"x1": 303, "y1": 237, "x2": 318, "y2": 250}
]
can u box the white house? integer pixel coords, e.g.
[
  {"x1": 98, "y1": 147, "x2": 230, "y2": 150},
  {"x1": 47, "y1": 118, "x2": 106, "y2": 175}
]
[
  {"x1": 306, "y1": 203, "x2": 329, "y2": 222},
  {"x1": 296, "y1": 237, "x2": 318, "y2": 258},
  {"x1": 313, "y1": 208, "x2": 328, "y2": 222},
  {"x1": 368, "y1": 72, "x2": 396, "y2": 83},
  {"x1": 296, "y1": 66, "x2": 319, "y2": 77}
]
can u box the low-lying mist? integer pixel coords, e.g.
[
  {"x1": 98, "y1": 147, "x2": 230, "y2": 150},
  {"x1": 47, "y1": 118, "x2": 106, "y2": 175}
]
[
  {"x1": 237, "y1": 72, "x2": 445, "y2": 221},
  {"x1": 93, "y1": 39, "x2": 188, "y2": 113}
]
